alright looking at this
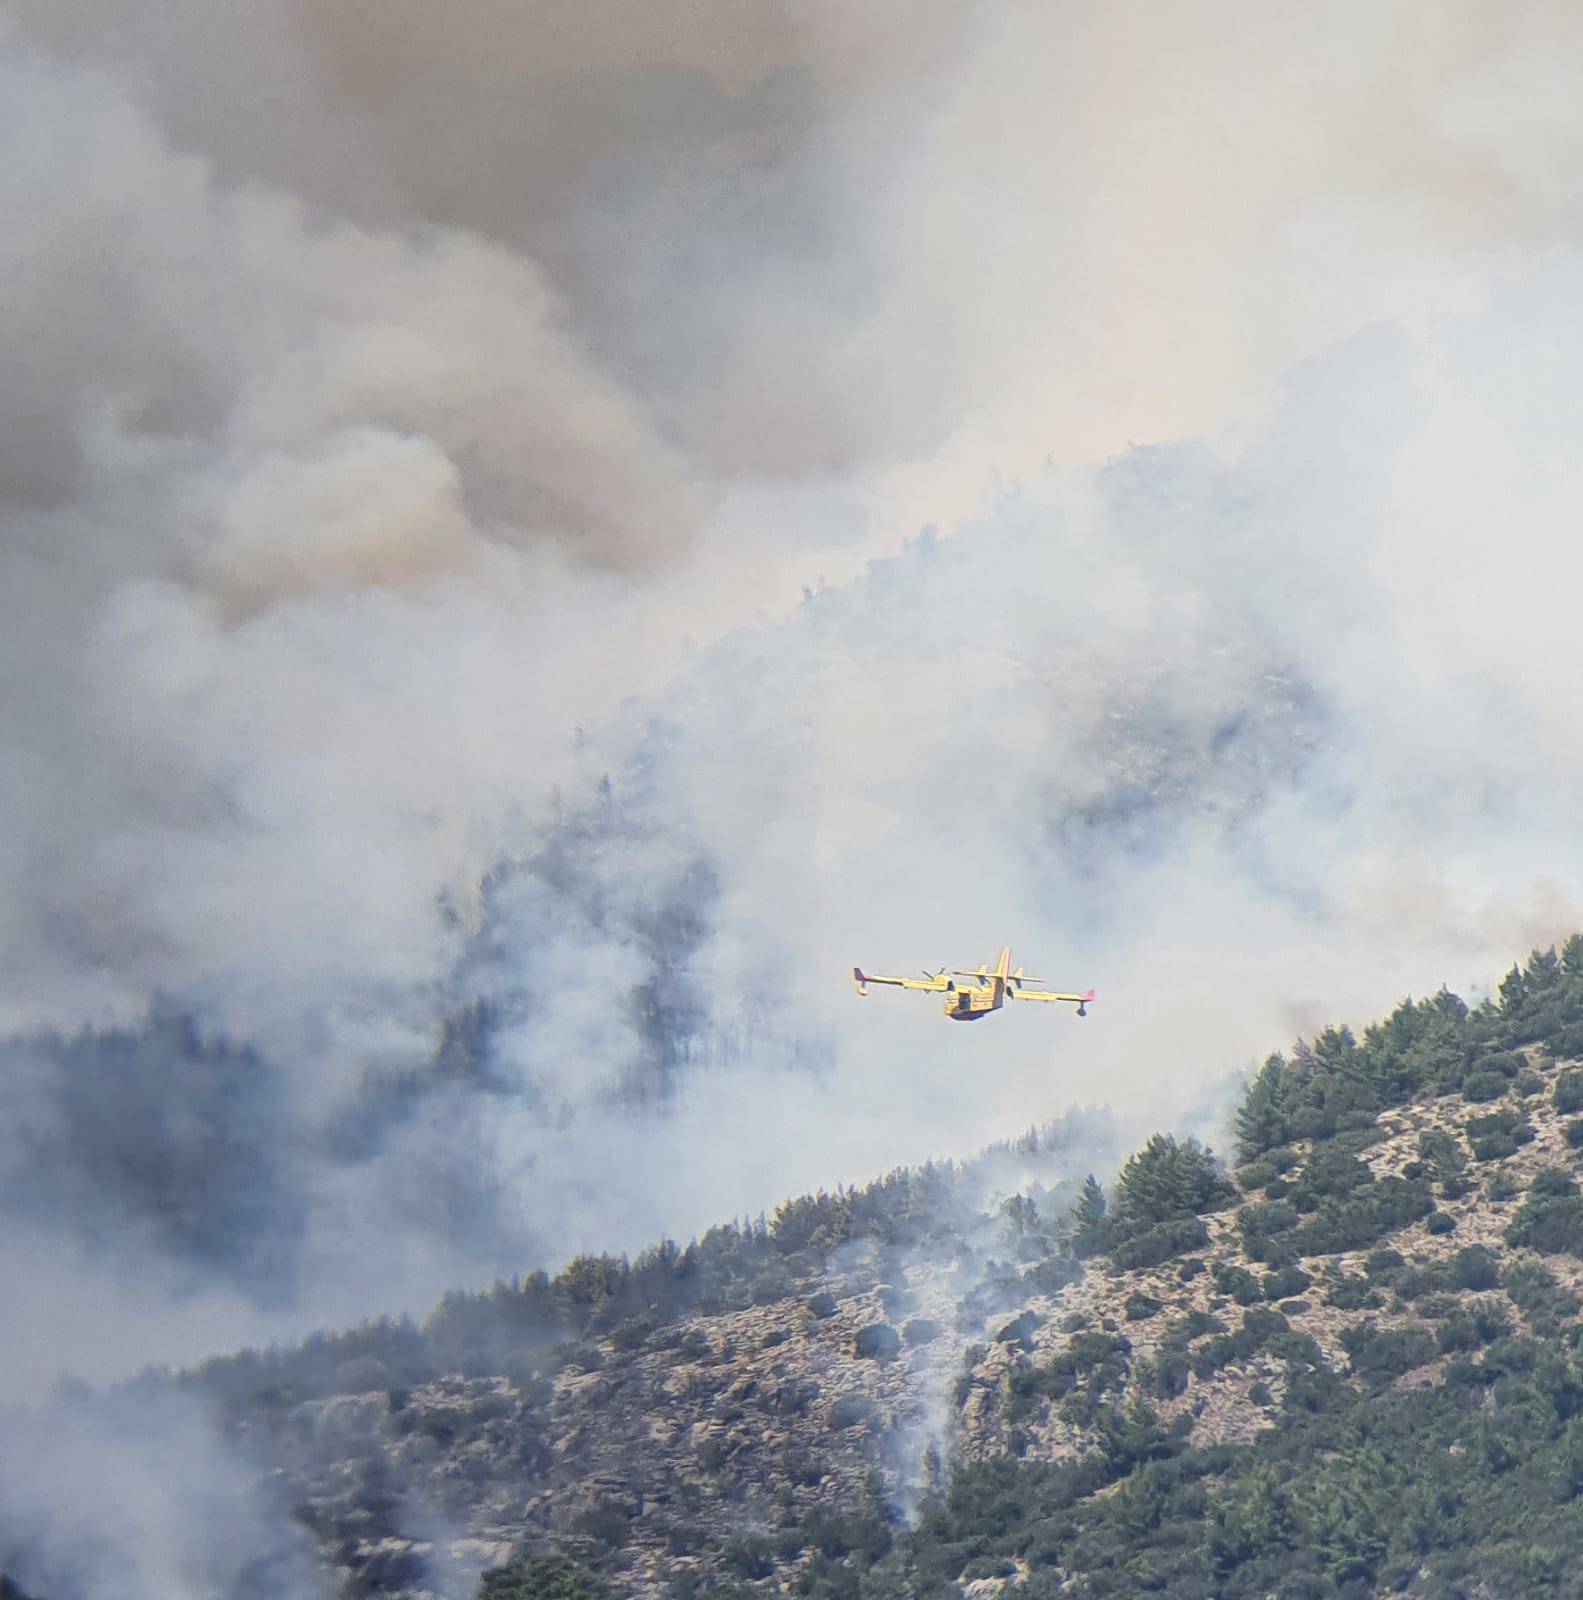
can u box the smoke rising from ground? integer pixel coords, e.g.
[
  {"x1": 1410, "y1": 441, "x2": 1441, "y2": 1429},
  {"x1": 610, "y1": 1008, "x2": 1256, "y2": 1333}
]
[
  {"x1": 0, "y1": 1385, "x2": 324, "y2": 1599},
  {"x1": 7, "y1": 4, "x2": 1583, "y2": 1591}
]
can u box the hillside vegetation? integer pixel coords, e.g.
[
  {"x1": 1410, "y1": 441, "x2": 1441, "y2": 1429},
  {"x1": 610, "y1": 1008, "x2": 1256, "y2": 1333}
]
[{"x1": 15, "y1": 945, "x2": 1583, "y2": 1599}]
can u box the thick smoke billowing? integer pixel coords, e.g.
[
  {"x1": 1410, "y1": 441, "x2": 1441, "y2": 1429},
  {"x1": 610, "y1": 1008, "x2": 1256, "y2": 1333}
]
[{"x1": 8, "y1": 2, "x2": 1583, "y2": 1592}]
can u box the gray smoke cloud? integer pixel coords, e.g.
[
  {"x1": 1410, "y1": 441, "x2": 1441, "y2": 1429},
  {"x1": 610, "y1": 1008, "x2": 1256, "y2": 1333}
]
[
  {"x1": 0, "y1": 1383, "x2": 323, "y2": 1599},
  {"x1": 7, "y1": 3, "x2": 1583, "y2": 1592}
]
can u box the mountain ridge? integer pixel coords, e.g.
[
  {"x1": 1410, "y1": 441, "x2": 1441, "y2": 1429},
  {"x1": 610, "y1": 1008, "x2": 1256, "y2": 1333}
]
[{"x1": 14, "y1": 944, "x2": 1583, "y2": 1598}]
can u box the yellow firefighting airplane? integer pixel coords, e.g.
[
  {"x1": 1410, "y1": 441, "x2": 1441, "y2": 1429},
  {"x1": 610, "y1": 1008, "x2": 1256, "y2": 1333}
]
[{"x1": 852, "y1": 946, "x2": 1094, "y2": 1023}]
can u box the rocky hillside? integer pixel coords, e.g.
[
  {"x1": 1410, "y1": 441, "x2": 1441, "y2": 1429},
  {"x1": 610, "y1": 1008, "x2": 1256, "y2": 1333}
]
[
  {"x1": 17, "y1": 945, "x2": 1583, "y2": 1599},
  {"x1": 270, "y1": 1056, "x2": 1583, "y2": 1597}
]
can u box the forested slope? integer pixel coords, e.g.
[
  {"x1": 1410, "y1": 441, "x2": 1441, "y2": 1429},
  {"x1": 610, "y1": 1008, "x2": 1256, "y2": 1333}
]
[{"x1": 17, "y1": 946, "x2": 1583, "y2": 1599}]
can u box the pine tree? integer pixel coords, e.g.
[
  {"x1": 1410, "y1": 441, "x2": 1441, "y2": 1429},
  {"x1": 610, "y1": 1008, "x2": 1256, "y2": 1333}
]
[
  {"x1": 1114, "y1": 1135, "x2": 1234, "y2": 1228},
  {"x1": 1235, "y1": 1053, "x2": 1291, "y2": 1162},
  {"x1": 1499, "y1": 962, "x2": 1528, "y2": 1015},
  {"x1": 1071, "y1": 1174, "x2": 1110, "y2": 1256},
  {"x1": 1072, "y1": 1174, "x2": 1107, "y2": 1229},
  {"x1": 1528, "y1": 945, "x2": 1561, "y2": 990}
]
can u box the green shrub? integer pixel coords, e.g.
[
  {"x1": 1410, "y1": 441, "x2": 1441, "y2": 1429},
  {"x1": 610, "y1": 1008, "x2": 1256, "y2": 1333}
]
[
  {"x1": 1465, "y1": 1108, "x2": 1533, "y2": 1161},
  {"x1": 1507, "y1": 1173, "x2": 1583, "y2": 1258},
  {"x1": 1364, "y1": 1248, "x2": 1406, "y2": 1282},
  {"x1": 1462, "y1": 1070, "x2": 1510, "y2": 1103},
  {"x1": 1124, "y1": 1291, "x2": 1163, "y2": 1322},
  {"x1": 1450, "y1": 1246, "x2": 1501, "y2": 1290},
  {"x1": 1236, "y1": 1146, "x2": 1299, "y2": 1192},
  {"x1": 1394, "y1": 1264, "x2": 1440, "y2": 1301},
  {"x1": 722, "y1": 1535, "x2": 775, "y2": 1579},
  {"x1": 1005, "y1": 1331, "x2": 1130, "y2": 1421},
  {"x1": 806, "y1": 1291, "x2": 838, "y2": 1319},
  {"x1": 1414, "y1": 1292, "x2": 1460, "y2": 1319},
  {"x1": 903, "y1": 1317, "x2": 940, "y2": 1347},
  {"x1": 574, "y1": 1504, "x2": 632, "y2": 1552},
  {"x1": 1110, "y1": 1216, "x2": 1211, "y2": 1271},
  {"x1": 1212, "y1": 1262, "x2": 1262, "y2": 1306},
  {"x1": 1418, "y1": 1128, "x2": 1467, "y2": 1178},
  {"x1": 1436, "y1": 1306, "x2": 1509, "y2": 1353},
  {"x1": 1324, "y1": 1272, "x2": 1380, "y2": 1311},
  {"x1": 1503, "y1": 1256, "x2": 1583, "y2": 1333},
  {"x1": 1399, "y1": 1245, "x2": 1500, "y2": 1302},
  {"x1": 1236, "y1": 1158, "x2": 1277, "y2": 1191},
  {"x1": 1163, "y1": 1308, "x2": 1225, "y2": 1344},
  {"x1": 1139, "y1": 1349, "x2": 1190, "y2": 1399},
  {"x1": 1237, "y1": 1200, "x2": 1299, "y2": 1263},
  {"x1": 1287, "y1": 1176, "x2": 1434, "y2": 1256},
  {"x1": 1341, "y1": 1321, "x2": 1436, "y2": 1383},
  {"x1": 1558, "y1": 1069, "x2": 1583, "y2": 1115},
  {"x1": 663, "y1": 1523, "x2": 705, "y2": 1556},
  {"x1": 1067, "y1": 1330, "x2": 1132, "y2": 1368},
  {"x1": 1300, "y1": 1147, "x2": 1373, "y2": 1198},
  {"x1": 827, "y1": 1395, "x2": 876, "y2": 1430},
  {"x1": 1239, "y1": 1198, "x2": 1299, "y2": 1235},
  {"x1": 609, "y1": 1317, "x2": 655, "y2": 1352},
  {"x1": 798, "y1": 1503, "x2": 892, "y2": 1565},
  {"x1": 960, "y1": 1556, "x2": 1017, "y2": 1581},
  {"x1": 1189, "y1": 1308, "x2": 1315, "y2": 1379},
  {"x1": 853, "y1": 1323, "x2": 900, "y2": 1361},
  {"x1": 1262, "y1": 1264, "x2": 1311, "y2": 1301},
  {"x1": 994, "y1": 1310, "x2": 1041, "y2": 1348},
  {"x1": 1021, "y1": 1254, "x2": 1083, "y2": 1294},
  {"x1": 1426, "y1": 1211, "x2": 1456, "y2": 1236},
  {"x1": 478, "y1": 1557, "x2": 611, "y2": 1599}
]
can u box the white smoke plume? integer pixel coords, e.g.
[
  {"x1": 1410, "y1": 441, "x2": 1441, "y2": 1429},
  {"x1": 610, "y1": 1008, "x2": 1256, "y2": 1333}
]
[
  {"x1": 0, "y1": 1382, "x2": 323, "y2": 1597},
  {"x1": 7, "y1": 3, "x2": 1583, "y2": 1591}
]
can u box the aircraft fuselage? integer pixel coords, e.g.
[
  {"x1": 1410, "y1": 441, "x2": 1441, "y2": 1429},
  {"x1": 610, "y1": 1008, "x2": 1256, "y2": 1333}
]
[{"x1": 946, "y1": 987, "x2": 1001, "y2": 1020}]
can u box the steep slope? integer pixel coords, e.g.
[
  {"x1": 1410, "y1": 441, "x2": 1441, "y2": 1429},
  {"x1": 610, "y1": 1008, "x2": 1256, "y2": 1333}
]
[
  {"x1": 147, "y1": 1117, "x2": 1124, "y2": 1599},
  {"x1": 15, "y1": 946, "x2": 1583, "y2": 1599}
]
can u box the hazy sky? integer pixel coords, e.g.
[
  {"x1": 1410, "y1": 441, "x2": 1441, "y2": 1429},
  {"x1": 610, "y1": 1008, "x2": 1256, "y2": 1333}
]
[
  {"x1": 6, "y1": 0, "x2": 1583, "y2": 1407},
  {"x1": 13, "y1": 6, "x2": 1583, "y2": 1595}
]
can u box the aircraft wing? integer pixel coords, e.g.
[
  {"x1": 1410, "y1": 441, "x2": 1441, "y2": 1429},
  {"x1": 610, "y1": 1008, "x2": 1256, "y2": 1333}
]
[
  {"x1": 1010, "y1": 986, "x2": 1096, "y2": 1012},
  {"x1": 853, "y1": 966, "x2": 951, "y2": 994}
]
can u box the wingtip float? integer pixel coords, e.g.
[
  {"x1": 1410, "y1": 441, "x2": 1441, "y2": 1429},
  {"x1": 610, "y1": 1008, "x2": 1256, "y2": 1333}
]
[{"x1": 853, "y1": 946, "x2": 1094, "y2": 1022}]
